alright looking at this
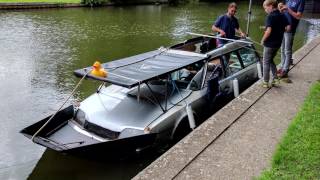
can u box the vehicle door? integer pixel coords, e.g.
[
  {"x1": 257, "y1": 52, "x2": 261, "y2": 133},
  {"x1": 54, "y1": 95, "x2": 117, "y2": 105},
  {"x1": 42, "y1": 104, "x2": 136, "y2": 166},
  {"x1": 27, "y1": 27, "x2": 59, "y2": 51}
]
[
  {"x1": 219, "y1": 50, "x2": 247, "y2": 95},
  {"x1": 237, "y1": 46, "x2": 260, "y2": 89},
  {"x1": 150, "y1": 66, "x2": 202, "y2": 136},
  {"x1": 186, "y1": 65, "x2": 207, "y2": 117}
]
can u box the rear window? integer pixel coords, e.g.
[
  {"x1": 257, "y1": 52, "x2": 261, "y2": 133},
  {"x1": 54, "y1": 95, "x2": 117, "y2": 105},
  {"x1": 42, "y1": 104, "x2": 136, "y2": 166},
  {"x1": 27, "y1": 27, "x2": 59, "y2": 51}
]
[{"x1": 238, "y1": 47, "x2": 259, "y2": 67}]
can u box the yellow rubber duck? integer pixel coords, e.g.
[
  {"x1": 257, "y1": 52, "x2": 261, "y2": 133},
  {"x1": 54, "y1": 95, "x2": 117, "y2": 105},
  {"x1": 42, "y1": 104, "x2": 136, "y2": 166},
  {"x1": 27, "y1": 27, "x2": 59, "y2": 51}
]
[{"x1": 91, "y1": 61, "x2": 108, "y2": 78}]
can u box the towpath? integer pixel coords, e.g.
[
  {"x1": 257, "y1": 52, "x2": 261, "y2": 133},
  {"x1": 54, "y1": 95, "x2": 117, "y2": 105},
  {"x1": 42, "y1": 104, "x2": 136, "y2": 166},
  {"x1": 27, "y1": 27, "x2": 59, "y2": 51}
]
[{"x1": 133, "y1": 36, "x2": 320, "y2": 180}]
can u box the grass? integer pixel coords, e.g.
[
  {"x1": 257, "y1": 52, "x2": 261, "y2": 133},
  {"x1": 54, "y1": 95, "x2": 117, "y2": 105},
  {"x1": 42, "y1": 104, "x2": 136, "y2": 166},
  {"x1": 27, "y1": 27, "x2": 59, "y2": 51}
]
[
  {"x1": 0, "y1": 0, "x2": 80, "y2": 3},
  {"x1": 258, "y1": 81, "x2": 320, "y2": 180}
]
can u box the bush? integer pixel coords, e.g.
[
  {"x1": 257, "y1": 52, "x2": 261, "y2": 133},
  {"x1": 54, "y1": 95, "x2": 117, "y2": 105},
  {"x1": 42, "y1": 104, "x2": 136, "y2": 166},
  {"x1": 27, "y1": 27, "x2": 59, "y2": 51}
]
[
  {"x1": 169, "y1": 0, "x2": 198, "y2": 5},
  {"x1": 81, "y1": 0, "x2": 104, "y2": 6}
]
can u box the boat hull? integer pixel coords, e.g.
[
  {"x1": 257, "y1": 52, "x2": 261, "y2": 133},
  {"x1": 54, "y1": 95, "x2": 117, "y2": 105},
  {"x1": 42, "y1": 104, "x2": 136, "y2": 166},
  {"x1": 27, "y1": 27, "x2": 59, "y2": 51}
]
[{"x1": 20, "y1": 105, "x2": 157, "y2": 155}]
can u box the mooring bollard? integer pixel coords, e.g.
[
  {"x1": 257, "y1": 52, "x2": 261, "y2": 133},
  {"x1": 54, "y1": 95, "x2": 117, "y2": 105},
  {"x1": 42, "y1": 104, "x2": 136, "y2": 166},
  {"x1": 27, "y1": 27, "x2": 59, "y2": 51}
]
[
  {"x1": 233, "y1": 78, "x2": 239, "y2": 97},
  {"x1": 186, "y1": 104, "x2": 196, "y2": 130},
  {"x1": 257, "y1": 62, "x2": 263, "y2": 79}
]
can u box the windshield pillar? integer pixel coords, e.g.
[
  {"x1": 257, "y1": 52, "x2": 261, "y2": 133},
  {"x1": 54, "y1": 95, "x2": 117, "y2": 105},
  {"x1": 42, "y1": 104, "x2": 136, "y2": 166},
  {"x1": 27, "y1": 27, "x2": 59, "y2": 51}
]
[
  {"x1": 137, "y1": 83, "x2": 141, "y2": 103},
  {"x1": 146, "y1": 83, "x2": 166, "y2": 113},
  {"x1": 165, "y1": 75, "x2": 169, "y2": 111}
]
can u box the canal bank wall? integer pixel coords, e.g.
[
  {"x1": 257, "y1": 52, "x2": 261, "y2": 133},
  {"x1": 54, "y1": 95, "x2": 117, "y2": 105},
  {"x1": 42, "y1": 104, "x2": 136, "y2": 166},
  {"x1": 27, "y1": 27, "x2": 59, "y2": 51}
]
[
  {"x1": 0, "y1": 0, "x2": 168, "y2": 10},
  {"x1": 0, "y1": 2, "x2": 85, "y2": 9},
  {"x1": 1, "y1": 0, "x2": 320, "y2": 12},
  {"x1": 133, "y1": 36, "x2": 320, "y2": 180}
]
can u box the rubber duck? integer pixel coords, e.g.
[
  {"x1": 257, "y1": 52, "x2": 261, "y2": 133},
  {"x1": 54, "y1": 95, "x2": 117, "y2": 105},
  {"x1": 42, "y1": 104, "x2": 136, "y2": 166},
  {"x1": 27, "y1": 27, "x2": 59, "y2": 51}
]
[{"x1": 91, "y1": 61, "x2": 107, "y2": 78}]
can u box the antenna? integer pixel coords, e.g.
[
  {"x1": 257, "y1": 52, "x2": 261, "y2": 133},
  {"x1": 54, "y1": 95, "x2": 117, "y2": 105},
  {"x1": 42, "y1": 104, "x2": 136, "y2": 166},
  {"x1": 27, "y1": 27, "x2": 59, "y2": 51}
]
[
  {"x1": 187, "y1": 32, "x2": 253, "y2": 45},
  {"x1": 246, "y1": 0, "x2": 253, "y2": 36}
]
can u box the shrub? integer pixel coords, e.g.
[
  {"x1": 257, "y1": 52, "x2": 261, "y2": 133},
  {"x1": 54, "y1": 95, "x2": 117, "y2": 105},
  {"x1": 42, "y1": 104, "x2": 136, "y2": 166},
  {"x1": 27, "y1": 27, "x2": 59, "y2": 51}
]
[{"x1": 81, "y1": 0, "x2": 104, "y2": 6}]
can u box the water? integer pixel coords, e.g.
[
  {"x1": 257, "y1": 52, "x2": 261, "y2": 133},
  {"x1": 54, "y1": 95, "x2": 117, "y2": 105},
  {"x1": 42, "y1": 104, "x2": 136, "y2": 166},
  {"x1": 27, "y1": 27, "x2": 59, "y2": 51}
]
[{"x1": 0, "y1": 2, "x2": 319, "y2": 180}]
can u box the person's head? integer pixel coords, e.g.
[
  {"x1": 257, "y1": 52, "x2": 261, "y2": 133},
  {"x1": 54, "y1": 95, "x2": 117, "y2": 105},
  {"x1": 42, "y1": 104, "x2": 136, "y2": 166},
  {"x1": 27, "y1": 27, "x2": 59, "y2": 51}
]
[
  {"x1": 263, "y1": 0, "x2": 278, "y2": 14},
  {"x1": 186, "y1": 65, "x2": 193, "y2": 71},
  {"x1": 227, "y1": 2, "x2": 237, "y2": 17}
]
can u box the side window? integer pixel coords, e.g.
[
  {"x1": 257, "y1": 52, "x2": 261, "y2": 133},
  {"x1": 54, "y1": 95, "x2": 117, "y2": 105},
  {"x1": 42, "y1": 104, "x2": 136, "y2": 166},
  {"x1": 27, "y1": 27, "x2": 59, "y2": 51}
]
[
  {"x1": 188, "y1": 67, "x2": 204, "y2": 91},
  {"x1": 170, "y1": 62, "x2": 204, "y2": 90},
  {"x1": 222, "y1": 51, "x2": 243, "y2": 76},
  {"x1": 238, "y1": 47, "x2": 259, "y2": 67}
]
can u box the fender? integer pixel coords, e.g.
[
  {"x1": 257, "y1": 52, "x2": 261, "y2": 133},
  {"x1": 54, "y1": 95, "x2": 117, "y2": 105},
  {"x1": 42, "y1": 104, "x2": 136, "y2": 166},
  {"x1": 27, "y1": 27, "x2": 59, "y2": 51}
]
[{"x1": 170, "y1": 108, "x2": 198, "y2": 140}]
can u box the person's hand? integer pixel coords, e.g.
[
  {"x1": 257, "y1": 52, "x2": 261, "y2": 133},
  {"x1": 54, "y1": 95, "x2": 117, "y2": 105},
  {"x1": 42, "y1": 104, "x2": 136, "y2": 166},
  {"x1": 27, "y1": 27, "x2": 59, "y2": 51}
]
[
  {"x1": 260, "y1": 39, "x2": 264, "y2": 46},
  {"x1": 259, "y1": 26, "x2": 266, "y2": 29},
  {"x1": 278, "y1": 3, "x2": 284, "y2": 9},
  {"x1": 240, "y1": 32, "x2": 246, "y2": 38},
  {"x1": 219, "y1": 30, "x2": 226, "y2": 37}
]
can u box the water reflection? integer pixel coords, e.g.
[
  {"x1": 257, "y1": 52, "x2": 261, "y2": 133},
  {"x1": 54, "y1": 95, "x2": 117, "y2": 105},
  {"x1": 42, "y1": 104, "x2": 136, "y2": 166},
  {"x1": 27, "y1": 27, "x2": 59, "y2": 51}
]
[
  {"x1": 0, "y1": 3, "x2": 319, "y2": 180},
  {"x1": 28, "y1": 149, "x2": 162, "y2": 180},
  {"x1": 302, "y1": 18, "x2": 320, "y2": 42}
]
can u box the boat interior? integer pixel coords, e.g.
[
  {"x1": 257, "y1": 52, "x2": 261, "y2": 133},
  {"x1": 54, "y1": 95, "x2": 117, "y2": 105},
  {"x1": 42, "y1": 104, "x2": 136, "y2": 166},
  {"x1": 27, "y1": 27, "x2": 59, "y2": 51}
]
[{"x1": 170, "y1": 36, "x2": 218, "y2": 54}]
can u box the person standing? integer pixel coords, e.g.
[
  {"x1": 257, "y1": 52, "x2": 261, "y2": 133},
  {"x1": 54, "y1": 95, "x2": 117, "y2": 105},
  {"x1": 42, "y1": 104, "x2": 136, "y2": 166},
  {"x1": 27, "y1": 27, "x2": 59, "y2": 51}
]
[
  {"x1": 261, "y1": 0, "x2": 290, "y2": 88},
  {"x1": 212, "y1": 2, "x2": 246, "y2": 47},
  {"x1": 278, "y1": 0, "x2": 305, "y2": 78}
]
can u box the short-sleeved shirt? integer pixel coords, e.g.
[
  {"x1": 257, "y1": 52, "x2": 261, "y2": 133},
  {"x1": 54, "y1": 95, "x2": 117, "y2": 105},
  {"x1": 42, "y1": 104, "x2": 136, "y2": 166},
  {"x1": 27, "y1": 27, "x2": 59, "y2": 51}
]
[
  {"x1": 264, "y1": 10, "x2": 289, "y2": 48},
  {"x1": 284, "y1": 0, "x2": 305, "y2": 33},
  {"x1": 214, "y1": 15, "x2": 239, "y2": 45}
]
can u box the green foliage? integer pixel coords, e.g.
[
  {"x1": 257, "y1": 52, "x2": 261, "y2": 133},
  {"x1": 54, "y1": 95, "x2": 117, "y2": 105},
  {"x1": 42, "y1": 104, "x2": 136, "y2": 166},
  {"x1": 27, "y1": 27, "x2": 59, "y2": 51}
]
[
  {"x1": 81, "y1": 0, "x2": 104, "y2": 6},
  {"x1": 258, "y1": 82, "x2": 320, "y2": 180},
  {"x1": 0, "y1": 0, "x2": 80, "y2": 2},
  {"x1": 169, "y1": 0, "x2": 198, "y2": 5}
]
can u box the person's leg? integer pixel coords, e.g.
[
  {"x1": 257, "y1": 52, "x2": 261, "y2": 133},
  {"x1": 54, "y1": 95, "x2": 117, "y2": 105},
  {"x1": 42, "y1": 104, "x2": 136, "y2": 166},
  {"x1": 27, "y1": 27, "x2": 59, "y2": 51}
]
[
  {"x1": 270, "y1": 48, "x2": 279, "y2": 80},
  {"x1": 283, "y1": 32, "x2": 293, "y2": 74},
  {"x1": 280, "y1": 34, "x2": 286, "y2": 70},
  {"x1": 269, "y1": 48, "x2": 280, "y2": 86},
  {"x1": 290, "y1": 33, "x2": 295, "y2": 65},
  {"x1": 263, "y1": 47, "x2": 272, "y2": 84}
]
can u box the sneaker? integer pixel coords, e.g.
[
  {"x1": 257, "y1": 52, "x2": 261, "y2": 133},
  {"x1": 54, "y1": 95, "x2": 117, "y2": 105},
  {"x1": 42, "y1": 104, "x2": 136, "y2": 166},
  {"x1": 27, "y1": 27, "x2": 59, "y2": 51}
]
[
  {"x1": 281, "y1": 77, "x2": 292, "y2": 83},
  {"x1": 262, "y1": 81, "x2": 269, "y2": 88},
  {"x1": 271, "y1": 78, "x2": 280, "y2": 86}
]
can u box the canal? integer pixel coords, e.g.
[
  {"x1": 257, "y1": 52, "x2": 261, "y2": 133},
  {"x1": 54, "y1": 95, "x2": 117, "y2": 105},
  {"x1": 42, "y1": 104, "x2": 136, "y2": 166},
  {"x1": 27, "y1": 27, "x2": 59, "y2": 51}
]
[{"x1": 0, "y1": 2, "x2": 319, "y2": 180}]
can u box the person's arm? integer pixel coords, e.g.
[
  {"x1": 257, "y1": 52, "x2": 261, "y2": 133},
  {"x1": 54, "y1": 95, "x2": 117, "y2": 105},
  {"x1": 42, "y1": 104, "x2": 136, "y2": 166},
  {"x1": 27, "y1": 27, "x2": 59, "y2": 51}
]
[
  {"x1": 284, "y1": 14, "x2": 291, "y2": 32},
  {"x1": 287, "y1": 8, "x2": 303, "y2": 19},
  {"x1": 285, "y1": 25, "x2": 291, "y2": 32},
  {"x1": 212, "y1": 16, "x2": 226, "y2": 37},
  {"x1": 261, "y1": 27, "x2": 272, "y2": 45},
  {"x1": 283, "y1": 0, "x2": 305, "y2": 20},
  {"x1": 236, "y1": 28, "x2": 246, "y2": 38},
  {"x1": 234, "y1": 18, "x2": 246, "y2": 38},
  {"x1": 212, "y1": 25, "x2": 226, "y2": 37}
]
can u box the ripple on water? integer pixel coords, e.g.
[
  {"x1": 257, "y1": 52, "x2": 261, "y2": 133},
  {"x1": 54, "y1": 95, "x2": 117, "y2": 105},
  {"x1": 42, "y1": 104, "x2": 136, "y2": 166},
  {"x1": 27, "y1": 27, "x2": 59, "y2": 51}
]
[{"x1": 0, "y1": 5, "x2": 319, "y2": 180}]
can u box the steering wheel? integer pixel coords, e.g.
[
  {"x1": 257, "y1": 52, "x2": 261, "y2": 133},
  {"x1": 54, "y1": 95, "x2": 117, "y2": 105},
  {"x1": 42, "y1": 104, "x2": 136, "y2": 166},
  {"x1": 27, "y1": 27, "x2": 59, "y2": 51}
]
[
  {"x1": 180, "y1": 76, "x2": 189, "y2": 81},
  {"x1": 180, "y1": 73, "x2": 191, "y2": 81}
]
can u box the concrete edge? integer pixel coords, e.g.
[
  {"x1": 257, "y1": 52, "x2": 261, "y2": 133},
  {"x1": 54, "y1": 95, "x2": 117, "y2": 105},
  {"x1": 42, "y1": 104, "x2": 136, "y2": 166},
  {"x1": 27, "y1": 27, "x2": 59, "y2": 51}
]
[
  {"x1": 133, "y1": 36, "x2": 320, "y2": 180},
  {"x1": 0, "y1": 1, "x2": 167, "y2": 10},
  {"x1": 0, "y1": 2, "x2": 85, "y2": 9}
]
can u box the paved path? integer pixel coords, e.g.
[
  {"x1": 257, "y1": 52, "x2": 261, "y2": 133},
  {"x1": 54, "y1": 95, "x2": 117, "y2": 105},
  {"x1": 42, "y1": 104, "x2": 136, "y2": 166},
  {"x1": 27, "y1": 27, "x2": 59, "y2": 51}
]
[{"x1": 134, "y1": 36, "x2": 320, "y2": 180}]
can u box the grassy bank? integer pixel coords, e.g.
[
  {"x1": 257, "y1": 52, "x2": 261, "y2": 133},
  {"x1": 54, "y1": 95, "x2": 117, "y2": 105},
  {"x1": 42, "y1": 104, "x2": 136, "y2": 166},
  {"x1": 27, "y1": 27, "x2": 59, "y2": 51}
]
[
  {"x1": 0, "y1": 0, "x2": 80, "y2": 3},
  {"x1": 258, "y1": 81, "x2": 320, "y2": 180}
]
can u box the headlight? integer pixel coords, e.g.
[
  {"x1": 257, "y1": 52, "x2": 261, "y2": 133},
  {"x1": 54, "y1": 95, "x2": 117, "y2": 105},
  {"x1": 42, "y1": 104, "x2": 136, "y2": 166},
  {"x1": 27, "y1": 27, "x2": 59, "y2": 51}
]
[
  {"x1": 75, "y1": 109, "x2": 86, "y2": 126},
  {"x1": 119, "y1": 128, "x2": 144, "y2": 139}
]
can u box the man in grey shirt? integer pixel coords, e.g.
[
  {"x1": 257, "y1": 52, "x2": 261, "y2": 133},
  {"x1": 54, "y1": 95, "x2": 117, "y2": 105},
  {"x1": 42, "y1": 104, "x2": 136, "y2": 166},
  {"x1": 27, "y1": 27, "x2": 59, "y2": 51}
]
[{"x1": 278, "y1": 0, "x2": 305, "y2": 78}]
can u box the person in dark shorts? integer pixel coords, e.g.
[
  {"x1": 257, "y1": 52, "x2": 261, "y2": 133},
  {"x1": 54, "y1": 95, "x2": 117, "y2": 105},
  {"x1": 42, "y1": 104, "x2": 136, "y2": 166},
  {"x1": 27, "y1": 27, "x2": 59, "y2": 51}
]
[
  {"x1": 212, "y1": 2, "x2": 246, "y2": 47},
  {"x1": 278, "y1": 0, "x2": 305, "y2": 78},
  {"x1": 261, "y1": 0, "x2": 290, "y2": 88}
]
